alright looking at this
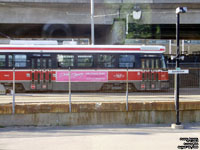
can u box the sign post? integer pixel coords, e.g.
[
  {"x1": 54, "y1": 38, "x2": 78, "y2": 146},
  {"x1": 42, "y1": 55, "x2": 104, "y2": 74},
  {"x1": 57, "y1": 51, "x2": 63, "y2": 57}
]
[
  {"x1": 172, "y1": 7, "x2": 187, "y2": 129},
  {"x1": 69, "y1": 67, "x2": 72, "y2": 113},
  {"x1": 12, "y1": 66, "x2": 15, "y2": 114},
  {"x1": 126, "y1": 67, "x2": 129, "y2": 112}
]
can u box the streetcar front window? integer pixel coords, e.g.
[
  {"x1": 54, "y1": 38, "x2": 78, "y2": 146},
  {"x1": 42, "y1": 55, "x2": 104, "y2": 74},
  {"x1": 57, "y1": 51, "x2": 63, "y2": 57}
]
[
  {"x1": 161, "y1": 55, "x2": 167, "y2": 70},
  {"x1": 0, "y1": 55, "x2": 6, "y2": 67}
]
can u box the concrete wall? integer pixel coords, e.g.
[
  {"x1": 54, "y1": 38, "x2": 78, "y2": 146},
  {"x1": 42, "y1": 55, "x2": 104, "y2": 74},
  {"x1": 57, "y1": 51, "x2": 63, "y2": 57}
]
[
  {"x1": 0, "y1": 1, "x2": 199, "y2": 25},
  {"x1": 0, "y1": 102, "x2": 200, "y2": 126},
  {"x1": 0, "y1": 0, "x2": 199, "y2": 4},
  {"x1": 110, "y1": 21, "x2": 126, "y2": 44}
]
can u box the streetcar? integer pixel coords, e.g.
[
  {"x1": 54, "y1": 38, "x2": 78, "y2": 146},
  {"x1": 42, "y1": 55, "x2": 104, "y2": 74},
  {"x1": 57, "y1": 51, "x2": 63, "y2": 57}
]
[{"x1": 0, "y1": 44, "x2": 169, "y2": 92}]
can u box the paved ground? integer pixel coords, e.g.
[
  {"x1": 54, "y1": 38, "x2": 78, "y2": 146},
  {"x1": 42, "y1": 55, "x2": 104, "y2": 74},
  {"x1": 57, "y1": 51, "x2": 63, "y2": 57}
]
[
  {"x1": 0, "y1": 88, "x2": 200, "y2": 104},
  {"x1": 0, "y1": 123, "x2": 199, "y2": 150}
]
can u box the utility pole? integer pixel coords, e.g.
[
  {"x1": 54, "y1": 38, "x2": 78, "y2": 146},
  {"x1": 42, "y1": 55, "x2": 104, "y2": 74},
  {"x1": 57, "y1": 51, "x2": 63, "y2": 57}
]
[{"x1": 91, "y1": 0, "x2": 95, "y2": 45}]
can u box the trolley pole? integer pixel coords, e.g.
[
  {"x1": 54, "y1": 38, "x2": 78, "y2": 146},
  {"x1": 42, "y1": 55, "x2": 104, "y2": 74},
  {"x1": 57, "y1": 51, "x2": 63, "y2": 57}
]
[
  {"x1": 126, "y1": 67, "x2": 129, "y2": 111},
  {"x1": 12, "y1": 66, "x2": 15, "y2": 114},
  {"x1": 69, "y1": 67, "x2": 72, "y2": 113}
]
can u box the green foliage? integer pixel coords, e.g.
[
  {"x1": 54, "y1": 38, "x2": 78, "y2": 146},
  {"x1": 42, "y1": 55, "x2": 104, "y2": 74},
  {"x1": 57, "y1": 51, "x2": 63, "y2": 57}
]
[{"x1": 127, "y1": 23, "x2": 152, "y2": 39}]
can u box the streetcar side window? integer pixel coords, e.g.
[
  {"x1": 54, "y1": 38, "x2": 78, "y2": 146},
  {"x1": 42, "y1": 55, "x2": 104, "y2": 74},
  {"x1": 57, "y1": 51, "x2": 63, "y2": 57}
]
[
  {"x1": 77, "y1": 55, "x2": 93, "y2": 68},
  {"x1": 57, "y1": 54, "x2": 74, "y2": 68},
  {"x1": 97, "y1": 54, "x2": 116, "y2": 68},
  {"x1": 0, "y1": 55, "x2": 6, "y2": 67},
  {"x1": 14, "y1": 54, "x2": 27, "y2": 67},
  {"x1": 119, "y1": 55, "x2": 135, "y2": 68}
]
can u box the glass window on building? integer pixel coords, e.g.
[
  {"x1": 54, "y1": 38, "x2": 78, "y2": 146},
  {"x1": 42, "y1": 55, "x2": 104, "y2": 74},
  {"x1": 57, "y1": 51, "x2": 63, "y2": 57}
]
[{"x1": 57, "y1": 54, "x2": 74, "y2": 68}]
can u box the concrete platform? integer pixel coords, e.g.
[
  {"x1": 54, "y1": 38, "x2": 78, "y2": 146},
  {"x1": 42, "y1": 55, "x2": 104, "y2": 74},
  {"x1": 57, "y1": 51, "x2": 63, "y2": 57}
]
[{"x1": 0, "y1": 101, "x2": 200, "y2": 126}]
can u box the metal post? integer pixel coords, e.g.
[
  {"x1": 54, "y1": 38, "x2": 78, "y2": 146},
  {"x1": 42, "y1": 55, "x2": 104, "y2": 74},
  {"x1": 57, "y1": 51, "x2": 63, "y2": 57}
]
[
  {"x1": 12, "y1": 66, "x2": 15, "y2": 114},
  {"x1": 69, "y1": 67, "x2": 72, "y2": 113},
  {"x1": 126, "y1": 67, "x2": 129, "y2": 111},
  {"x1": 199, "y1": 69, "x2": 200, "y2": 88},
  {"x1": 126, "y1": 14, "x2": 129, "y2": 35},
  {"x1": 169, "y1": 40, "x2": 172, "y2": 55},
  {"x1": 182, "y1": 40, "x2": 184, "y2": 54},
  {"x1": 91, "y1": 0, "x2": 95, "y2": 45},
  {"x1": 175, "y1": 12, "x2": 181, "y2": 125}
]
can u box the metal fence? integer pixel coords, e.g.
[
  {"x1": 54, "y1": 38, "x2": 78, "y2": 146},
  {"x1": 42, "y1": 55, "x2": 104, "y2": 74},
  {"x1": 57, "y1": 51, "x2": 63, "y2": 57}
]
[
  {"x1": 0, "y1": 69, "x2": 200, "y2": 106},
  {"x1": 1, "y1": 59, "x2": 200, "y2": 115}
]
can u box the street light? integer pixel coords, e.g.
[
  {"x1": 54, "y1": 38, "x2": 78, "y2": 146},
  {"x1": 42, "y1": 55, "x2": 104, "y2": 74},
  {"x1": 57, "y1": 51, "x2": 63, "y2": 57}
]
[{"x1": 173, "y1": 7, "x2": 187, "y2": 128}]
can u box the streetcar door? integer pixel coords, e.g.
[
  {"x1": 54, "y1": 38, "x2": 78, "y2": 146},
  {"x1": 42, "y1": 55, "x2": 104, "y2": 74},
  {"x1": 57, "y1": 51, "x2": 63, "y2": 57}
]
[
  {"x1": 31, "y1": 57, "x2": 53, "y2": 91},
  {"x1": 150, "y1": 58, "x2": 160, "y2": 90},
  {"x1": 141, "y1": 58, "x2": 160, "y2": 90}
]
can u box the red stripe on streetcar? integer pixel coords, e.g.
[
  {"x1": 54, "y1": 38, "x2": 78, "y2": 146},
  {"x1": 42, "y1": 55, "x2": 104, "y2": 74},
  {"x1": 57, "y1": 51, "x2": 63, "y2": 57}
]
[{"x1": 0, "y1": 47, "x2": 141, "y2": 51}]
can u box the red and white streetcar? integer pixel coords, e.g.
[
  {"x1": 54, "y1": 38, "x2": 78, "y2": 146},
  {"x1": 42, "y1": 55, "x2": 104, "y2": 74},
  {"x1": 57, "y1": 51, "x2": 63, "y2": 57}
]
[{"x1": 0, "y1": 44, "x2": 169, "y2": 92}]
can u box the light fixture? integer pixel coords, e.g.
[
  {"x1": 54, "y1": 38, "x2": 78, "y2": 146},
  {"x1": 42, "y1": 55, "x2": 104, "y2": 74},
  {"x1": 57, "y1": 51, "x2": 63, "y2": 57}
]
[{"x1": 132, "y1": 6, "x2": 142, "y2": 20}]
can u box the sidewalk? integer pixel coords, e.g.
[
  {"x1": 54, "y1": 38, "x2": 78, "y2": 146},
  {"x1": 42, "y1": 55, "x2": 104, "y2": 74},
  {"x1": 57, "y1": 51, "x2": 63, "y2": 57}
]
[{"x1": 0, "y1": 123, "x2": 199, "y2": 150}]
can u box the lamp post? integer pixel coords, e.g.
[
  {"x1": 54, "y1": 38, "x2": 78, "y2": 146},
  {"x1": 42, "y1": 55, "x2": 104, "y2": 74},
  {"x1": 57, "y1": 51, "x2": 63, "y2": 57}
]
[{"x1": 172, "y1": 7, "x2": 187, "y2": 129}]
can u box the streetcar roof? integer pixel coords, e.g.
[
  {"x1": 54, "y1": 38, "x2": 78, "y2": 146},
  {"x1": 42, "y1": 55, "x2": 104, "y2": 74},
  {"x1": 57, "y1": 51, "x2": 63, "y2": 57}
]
[{"x1": 0, "y1": 44, "x2": 165, "y2": 53}]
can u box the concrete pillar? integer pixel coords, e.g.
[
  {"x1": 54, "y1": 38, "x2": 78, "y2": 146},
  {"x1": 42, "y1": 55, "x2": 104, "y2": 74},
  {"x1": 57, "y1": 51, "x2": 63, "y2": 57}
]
[{"x1": 111, "y1": 20, "x2": 126, "y2": 45}]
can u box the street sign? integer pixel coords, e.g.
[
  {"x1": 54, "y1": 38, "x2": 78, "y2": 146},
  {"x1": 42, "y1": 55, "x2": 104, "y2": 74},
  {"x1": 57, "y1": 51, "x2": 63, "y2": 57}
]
[{"x1": 168, "y1": 69, "x2": 189, "y2": 74}]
